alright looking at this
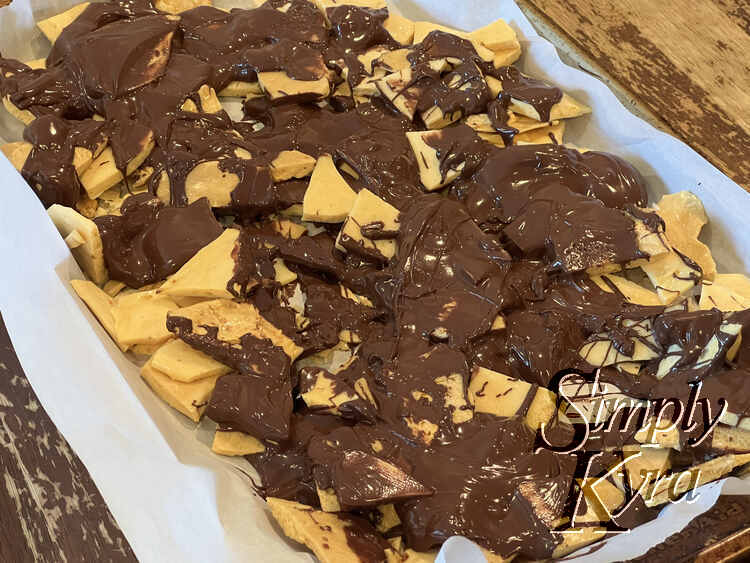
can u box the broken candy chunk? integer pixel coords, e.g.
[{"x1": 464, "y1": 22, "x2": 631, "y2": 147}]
[
  {"x1": 159, "y1": 228, "x2": 242, "y2": 298},
  {"x1": 335, "y1": 188, "x2": 400, "y2": 262},
  {"x1": 257, "y1": 71, "x2": 330, "y2": 102},
  {"x1": 95, "y1": 195, "x2": 223, "y2": 288},
  {"x1": 166, "y1": 298, "x2": 303, "y2": 362},
  {"x1": 299, "y1": 367, "x2": 376, "y2": 422},
  {"x1": 140, "y1": 358, "x2": 219, "y2": 422},
  {"x1": 467, "y1": 366, "x2": 556, "y2": 431},
  {"x1": 207, "y1": 372, "x2": 293, "y2": 441},
  {"x1": 329, "y1": 449, "x2": 433, "y2": 510},
  {"x1": 151, "y1": 338, "x2": 231, "y2": 382},
  {"x1": 267, "y1": 498, "x2": 391, "y2": 563},
  {"x1": 112, "y1": 289, "x2": 178, "y2": 347},
  {"x1": 48, "y1": 204, "x2": 108, "y2": 286},
  {"x1": 302, "y1": 154, "x2": 358, "y2": 222}
]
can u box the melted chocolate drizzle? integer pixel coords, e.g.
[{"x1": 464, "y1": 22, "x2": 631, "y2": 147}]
[
  {"x1": 95, "y1": 194, "x2": 222, "y2": 287},
  {"x1": 487, "y1": 65, "x2": 563, "y2": 121}
]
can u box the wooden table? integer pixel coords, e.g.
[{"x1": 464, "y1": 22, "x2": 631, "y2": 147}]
[
  {"x1": 0, "y1": 314, "x2": 137, "y2": 562},
  {"x1": 517, "y1": 0, "x2": 750, "y2": 191},
  {"x1": 2, "y1": 1, "x2": 750, "y2": 561}
]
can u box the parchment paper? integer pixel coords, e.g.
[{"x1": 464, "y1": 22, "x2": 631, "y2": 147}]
[{"x1": 2, "y1": 1, "x2": 750, "y2": 561}]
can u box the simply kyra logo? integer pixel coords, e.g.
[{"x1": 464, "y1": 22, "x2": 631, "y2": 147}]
[{"x1": 536, "y1": 369, "x2": 728, "y2": 533}]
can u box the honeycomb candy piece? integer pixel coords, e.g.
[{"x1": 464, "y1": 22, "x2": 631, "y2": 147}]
[
  {"x1": 358, "y1": 46, "x2": 391, "y2": 75},
  {"x1": 711, "y1": 425, "x2": 750, "y2": 452},
  {"x1": 2, "y1": 137, "x2": 102, "y2": 177},
  {"x1": 151, "y1": 338, "x2": 231, "y2": 382},
  {"x1": 1, "y1": 96, "x2": 36, "y2": 125},
  {"x1": 299, "y1": 368, "x2": 374, "y2": 421},
  {"x1": 639, "y1": 193, "x2": 716, "y2": 305},
  {"x1": 302, "y1": 154, "x2": 357, "y2": 223},
  {"x1": 514, "y1": 120, "x2": 565, "y2": 146},
  {"x1": 699, "y1": 274, "x2": 750, "y2": 312},
  {"x1": 375, "y1": 59, "x2": 449, "y2": 116},
  {"x1": 24, "y1": 58, "x2": 47, "y2": 70},
  {"x1": 140, "y1": 359, "x2": 219, "y2": 422},
  {"x1": 512, "y1": 90, "x2": 591, "y2": 122},
  {"x1": 112, "y1": 289, "x2": 178, "y2": 347},
  {"x1": 551, "y1": 527, "x2": 606, "y2": 558},
  {"x1": 184, "y1": 161, "x2": 240, "y2": 207},
  {"x1": 211, "y1": 429, "x2": 265, "y2": 456},
  {"x1": 406, "y1": 130, "x2": 463, "y2": 191},
  {"x1": 335, "y1": 188, "x2": 400, "y2": 262},
  {"x1": 70, "y1": 279, "x2": 128, "y2": 352},
  {"x1": 375, "y1": 48, "x2": 411, "y2": 73},
  {"x1": 167, "y1": 298, "x2": 303, "y2": 360},
  {"x1": 159, "y1": 229, "x2": 243, "y2": 298},
  {"x1": 37, "y1": 2, "x2": 91, "y2": 43},
  {"x1": 154, "y1": 0, "x2": 211, "y2": 14},
  {"x1": 267, "y1": 497, "x2": 390, "y2": 563},
  {"x1": 468, "y1": 113, "x2": 564, "y2": 147},
  {"x1": 273, "y1": 258, "x2": 297, "y2": 286},
  {"x1": 412, "y1": 21, "x2": 494, "y2": 63},
  {"x1": 271, "y1": 217, "x2": 307, "y2": 240},
  {"x1": 646, "y1": 453, "x2": 750, "y2": 507},
  {"x1": 404, "y1": 416, "x2": 438, "y2": 445},
  {"x1": 1, "y1": 141, "x2": 33, "y2": 170},
  {"x1": 316, "y1": 486, "x2": 341, "y2": 512},
  {"x1": 470, "y1": 19, "x2": 521, "y2": 67},
  {"x1": 590, "y1": 273, "x2": 662, "y2": 306},
  {"x1": 257, "y1": 71, "x2": 330, "y2": 102},
  {"x1": 634, "y1": 415, "x2": 680, "y2": 448},
  {"x1": 579, "y1": 318, "x2": 660, "y2": 368},
  {"x1": 180, "y1": 84, "x2": 223, "y2": 114},
  {"x1": 655, "y1": 191, "x2": 716, "y2": 280},
  {"x1": 467, "y1": 366, "x2": 556, "y2": 431},
  {"x1": 80, "y1": 132, "x2": 155, "y2": 199},
  {"x1": 434, "y1": 373, "x2": 473, "y2": 424},
  {"x1": 621, "y1": 445, "x2": 672, "y2": 491},
  {"x1": 383, "y1": 12, "x2": 414, "y2": 45},
  {"x1": 376, "y1": 67, "x2": 422, "y2": 120},
  {"x1": 465, "y1": 111, "x2": 552, "y2": 135},
  {"x1": 47, "y1": 204, "x2": 108, "y2": 286},
  {"x1": 373, "y1": 504, "x2": 400, "y2": 533},
  {"x1": 653, "y1": 318, "x2": 742, "y2": 380},
  {"x1": 419, "y1": 61, "x2": 490, "y2": 129},
  {"x1": 469, "y1": 19, "x2": 519, "y2": 53},
  {"x1": 217, "y1": 81, "x2": 263, "y2": 98},
  {"x1": 576, "y1": 474, "x2": 625, "y2": 524},
  {"x1": 270, "y1": 150, "x2": 316, "y2": 182},
  {"x1": 640, "y1": 250, "x2": 702, "y2": 304}
]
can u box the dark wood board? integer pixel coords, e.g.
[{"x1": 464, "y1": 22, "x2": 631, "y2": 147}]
[
  {"x1": 520, "y1": 0, "x2": 750, "y2": 190},
  {"x1": 0, "y1": 313, "x2": 137, "y2": 563}
]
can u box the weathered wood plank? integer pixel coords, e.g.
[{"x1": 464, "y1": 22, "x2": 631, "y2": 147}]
[
  {"x1": 0, "y1": 314, "x2": 136, "y2": 562},
  {"x1": 628, "y1": 496, "x2": 750, "y2": 561},
  {"x1": 522, "y1": 0, "x2": 750, "y2": 191}
]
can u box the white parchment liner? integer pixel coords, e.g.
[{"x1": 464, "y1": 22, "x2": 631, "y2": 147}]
[{"x1": 2, "y1": 1, "x2": 750, "y2": 561}]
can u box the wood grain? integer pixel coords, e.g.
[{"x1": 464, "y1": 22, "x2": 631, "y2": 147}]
[
  {"x1": 628, "y1": 496, "x2": 750, "y2": 562},
  {"x1": 0, "y1": 313, "x2": 136, "y2": 563},
  {"x1": 522, "y1": 0, "x2": 750, "y2": 191}
]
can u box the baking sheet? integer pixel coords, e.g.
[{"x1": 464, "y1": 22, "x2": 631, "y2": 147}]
[{"x1": 2, "y1": 0, "x2": 750, "y2": 561}]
